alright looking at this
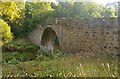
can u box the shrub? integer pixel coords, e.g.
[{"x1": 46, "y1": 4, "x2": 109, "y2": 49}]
[{"x1": 0, "y1": 19, "x2": 13, "y2": 45}]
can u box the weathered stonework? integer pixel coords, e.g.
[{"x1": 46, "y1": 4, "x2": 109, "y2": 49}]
[{"x1": 29, "y1": 17, "x2": 119, "y2": 56}]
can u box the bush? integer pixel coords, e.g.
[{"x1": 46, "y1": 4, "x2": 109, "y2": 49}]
[
  {"x1": 3, "y1": 43, "x2": 39, "y2": 52},
  {"x1": 0, "y1": 19, "x2": 13, "y2": 45},
  {"x1": 2, "y1": 51, "x2": 36, "y2": 65}
]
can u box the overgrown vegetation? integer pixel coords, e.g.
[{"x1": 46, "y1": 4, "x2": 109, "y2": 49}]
[
  {"x1": 2, "y1": 51, "x2": 118, "y2": 77},
  {"x1": 1, "y1": 1, "x2": 119, "y2": 77},
  {"x1": 2, "y1": 38, "x2": 119, "y2": 77},
  {"x1": 2, "y1": 38, "x2": 39, "y2": 64}
]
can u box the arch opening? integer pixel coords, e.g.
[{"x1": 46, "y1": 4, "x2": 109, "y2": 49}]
[{"x1": 41, "y1": 27, "x2": 60, "y2": 53}]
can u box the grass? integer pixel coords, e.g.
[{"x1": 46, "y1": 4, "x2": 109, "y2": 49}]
[
  {"x1": 2, "y1": 51, "x2": 36, "y2": 65},
  {"x1": 2, "y1": 38, "x2": 119, "y2": 77},
  {"x1": 2, "y1": 51, "x2": 119, "y2": 77}
]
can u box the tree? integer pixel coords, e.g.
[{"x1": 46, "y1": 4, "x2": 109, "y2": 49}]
[
  {"x1": 23, "y1": 2, "x2": 54, "y2": 35},
  {"x1": 0, "y1": 2, "x2": 25, "y2": 37},
  {"x1": 0, "y1": 2, "x2": 24, "y2": 23},
  {"x1": 118, "y1": 2, "x2": 120, "y2": 17},
  {"x1": 52, "y1": 2, "x2": 75, "y2": 18},
  {"x1": 72, "y1": 2, "x2": 101, "y2": 18},
  {"x1": 0, "y1": 19, "x2": 13, "y2": 46},
  {"x1": 52, "y1": 2, "x2": 115, "y2": 18},
  {"x1": 98, "y1": 5, "x2": 115, "y2": 18}
]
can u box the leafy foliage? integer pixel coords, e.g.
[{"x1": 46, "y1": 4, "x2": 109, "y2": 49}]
[
  {"x1": 0, "y1": 2, "x2": 25, "y2": 37},
  {"x1": 2, "y1": 38, "x2": 39, "y2": 64},
  {"x1": 98, "y1": 5, "x2": 115, "y2": 18},
  {"x1": 52, "y1": 2, "x2": 115, "y2": 18},
  {"x1": 22, "y1": 2, "x2": 54, "y2": 35},
  {"x1": 0, "y1": 19, "x2": 13, "y2": 45},
  {"x1": 118, "y1": 2, "x2": 120, "y2": 17},
  {"x1": 0, "y1": 2, "x2": 24, "y2": 23},
  {"x1": 2, "y1": 52, "x2": 35, "y2": 65}
]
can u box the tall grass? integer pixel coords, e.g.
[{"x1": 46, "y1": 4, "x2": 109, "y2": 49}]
[{"x1": 2, "y1": 51, "x2": 118, "y2": 77}]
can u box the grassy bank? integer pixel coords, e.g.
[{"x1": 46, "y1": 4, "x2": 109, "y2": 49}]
[
  {"x1": 2, "y1": 53, "x2": 118, "y2": 77},
  {"x1": 2, "y1": 38, "x2": 119, "y2": 77}
]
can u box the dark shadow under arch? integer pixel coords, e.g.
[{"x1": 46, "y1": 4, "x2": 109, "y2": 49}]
[{"x1": 41, "y1": 27, "x2": 60, "y2": 53}]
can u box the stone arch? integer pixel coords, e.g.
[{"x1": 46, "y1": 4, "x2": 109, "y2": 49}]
[{"x1": 41, "y1": 27, "x2": 60, "y2": 53}]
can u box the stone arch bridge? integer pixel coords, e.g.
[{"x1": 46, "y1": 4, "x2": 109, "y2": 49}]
[{"x1": 29, "y1": 18, "x2": 119, "y2": 56}]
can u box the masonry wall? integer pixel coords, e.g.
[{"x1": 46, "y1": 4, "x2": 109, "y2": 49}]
[{"x1": 29, "y1": 17, "x2": 119, "y2": 56}]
